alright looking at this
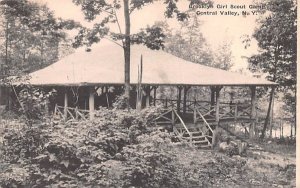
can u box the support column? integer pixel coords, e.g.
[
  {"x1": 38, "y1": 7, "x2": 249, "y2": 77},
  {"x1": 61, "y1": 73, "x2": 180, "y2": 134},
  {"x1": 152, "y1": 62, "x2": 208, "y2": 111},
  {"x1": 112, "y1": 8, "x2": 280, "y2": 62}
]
[
  {"x1": 145, "y1": 86, "x2": 151, "y2": 107},
  {"x1": 215, "y1": 87, "x2": 221, "y2": 122},
  {"x1": 210, "y1": 86, "x2": 215, "y2": 115},
  {"x1": 177, "y1": 86, "x2": 182, "y2": 113},
  {"x1": 250, "y1": 86, "x2": 256, "y2": 139},
  {"x1": 212, "y1": 86, "x2": 222, "y2": 148},
  {"x1": 64, "y1": 88, "x2": 68, "y2": 122},
  {"x1": 183, "y1": 86, "x2": 190, "y2": 114},
  {"x1": 89, "y1": 87, "x2": 95, "y2": 120},
  {"x1": 153, "y1": 86, "x2": 157, "y2": 106}
]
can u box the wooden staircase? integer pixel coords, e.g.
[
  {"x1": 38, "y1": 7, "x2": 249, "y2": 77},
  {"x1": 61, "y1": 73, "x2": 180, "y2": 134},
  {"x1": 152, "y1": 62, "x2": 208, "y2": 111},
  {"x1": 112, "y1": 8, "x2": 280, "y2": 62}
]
[
  {"x1": 154, "y1": 108, "x2": 214, "y2": 149},
  {"x1": 174, "y1": 123, "x2": 212, "y2": 148}
]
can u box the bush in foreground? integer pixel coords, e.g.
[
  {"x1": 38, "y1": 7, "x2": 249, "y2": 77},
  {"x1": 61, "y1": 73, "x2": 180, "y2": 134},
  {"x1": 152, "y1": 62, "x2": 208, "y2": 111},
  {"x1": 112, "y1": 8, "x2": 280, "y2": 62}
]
[
  {"x1": 0, "y1": 105, "x2": 295, "y2": 187},
  {"x1": 0, "y1": 106, "x2": 185, "y2": 187}
]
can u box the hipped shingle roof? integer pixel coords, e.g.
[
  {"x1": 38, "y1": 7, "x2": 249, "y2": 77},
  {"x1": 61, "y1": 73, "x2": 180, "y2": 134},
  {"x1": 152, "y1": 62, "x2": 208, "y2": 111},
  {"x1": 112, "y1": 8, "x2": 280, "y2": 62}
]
[{"x1": 28, "y1": 40, "x2": 276, "y2": 87}]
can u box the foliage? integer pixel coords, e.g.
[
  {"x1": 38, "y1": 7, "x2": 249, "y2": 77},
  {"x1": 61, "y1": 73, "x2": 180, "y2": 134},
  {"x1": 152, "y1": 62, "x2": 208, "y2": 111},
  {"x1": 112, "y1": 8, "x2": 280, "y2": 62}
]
[
  {"x1": 249, "y1": 1, "x2": 297, "y2": 108},
  {"x1": 249, "y1": 0, "x2": 297, "y2": 87},
  {"x1": 17, "y1": 86, "x2": 56, "y2": 124},
  {"x1": 157, "y1": 12, "x2": 233, "y2": 71},
  {"x1": 0, "y1": 104, "x2": 296, "y2": 187},
  {"x1": 112, "y1": 93, "x2": 130, "y2": 110},
  {"x1": 71, "y1": 0, "x2": 213, "y2": 105},
  {"x1": 157, "y1": 17, "x2": 215, "y2": 67},
  {"x1": 247, "y1": 0, "x2": 297, "y2": 138},
  {"x1": 0, "y1": 106, "x2": 177, "y2": 187},
  {"x1": 0, "y1": 0, "x2": 79, "y2": 77}
]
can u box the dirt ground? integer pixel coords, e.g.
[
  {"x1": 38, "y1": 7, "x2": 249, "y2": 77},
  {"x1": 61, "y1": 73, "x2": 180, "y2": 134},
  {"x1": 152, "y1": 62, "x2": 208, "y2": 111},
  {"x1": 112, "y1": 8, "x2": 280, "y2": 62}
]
[
  {"x1": 244, "y1": 142, "x2": 296, "y2": 187},
  {"x1": 174, "y1": 140, "x2": 296, "y2": 188}
]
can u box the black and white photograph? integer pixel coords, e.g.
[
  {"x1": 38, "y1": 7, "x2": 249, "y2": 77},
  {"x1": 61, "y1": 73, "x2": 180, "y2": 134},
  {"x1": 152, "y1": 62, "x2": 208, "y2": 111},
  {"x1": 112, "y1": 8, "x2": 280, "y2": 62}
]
[{"x1": 0, "y1": 0, "x2": 297, "y2": 187}]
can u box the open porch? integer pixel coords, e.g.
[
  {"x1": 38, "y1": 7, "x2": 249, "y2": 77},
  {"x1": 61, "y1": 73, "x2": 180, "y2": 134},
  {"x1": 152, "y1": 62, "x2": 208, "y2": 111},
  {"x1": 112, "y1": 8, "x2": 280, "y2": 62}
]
[{"x1": 23, "y1": 40, "x2": 276, "y2": 148}]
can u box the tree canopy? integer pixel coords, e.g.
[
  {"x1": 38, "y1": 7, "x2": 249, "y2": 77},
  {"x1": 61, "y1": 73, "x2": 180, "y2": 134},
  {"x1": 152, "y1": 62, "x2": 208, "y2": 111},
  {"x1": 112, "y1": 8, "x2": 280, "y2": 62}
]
[
  {"x1": 72, "y1": 0, "x2": 212, "y2": 106},
  {"x1": 248, "y1": 0, "x2": 297, "y2": 138},
  {"x1": 0, "y1": 0, "x2": 78, "y2": 77}
]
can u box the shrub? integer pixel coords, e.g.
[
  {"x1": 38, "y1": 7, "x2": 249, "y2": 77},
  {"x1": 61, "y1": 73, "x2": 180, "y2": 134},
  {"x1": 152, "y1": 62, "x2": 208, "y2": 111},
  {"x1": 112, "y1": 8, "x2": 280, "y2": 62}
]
[
  {"x1": 0, "y1": 105, "x2": 182, "y2": 187},
  {"x1": 18, "y1": 86, "x2": 56, "y2": 124},
  {"x1": 0, "y1": 105, "x2": 255, "y2": 187}
]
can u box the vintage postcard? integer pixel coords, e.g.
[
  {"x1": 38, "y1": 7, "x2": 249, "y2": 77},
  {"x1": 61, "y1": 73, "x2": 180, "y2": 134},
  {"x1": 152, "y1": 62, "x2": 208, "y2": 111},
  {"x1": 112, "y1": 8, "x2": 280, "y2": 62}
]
[{"x1": 0, "y1": 0, "x2": 297, "y2": 187}]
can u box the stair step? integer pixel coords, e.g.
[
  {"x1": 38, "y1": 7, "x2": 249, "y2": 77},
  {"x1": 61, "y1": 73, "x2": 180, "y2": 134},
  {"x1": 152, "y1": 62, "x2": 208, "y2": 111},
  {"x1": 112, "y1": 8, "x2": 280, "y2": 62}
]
[
  {"x1": 156, "y1": 121, "x2": 172, "y2": 124},
  {"x1": 181, "y1": 135, "x2": 206, "y2": 139},
  {"x1": 196, "y1": 144, "x2": 212, "y2": 149},
  {"x1": 193, "y1": 140, "x2": 209, "y2": 144},
  {"x1": 192, "y1": 136, "x2": 206, "y2": 139},
  {"x1": 190, "y1": 131, "x2": 202, "y2": 134},
  {"x1": 182, "y1": 133, "x2": 203, "y2": 138}
]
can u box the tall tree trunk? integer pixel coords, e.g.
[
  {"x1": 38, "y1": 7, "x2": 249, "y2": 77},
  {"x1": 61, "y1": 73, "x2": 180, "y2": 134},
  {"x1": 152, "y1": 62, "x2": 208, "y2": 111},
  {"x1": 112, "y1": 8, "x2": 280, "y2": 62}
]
[
  {"x1": 269, "y1": 96, "x2": 275, "y2": 138},
  {"x1": 250, "y1": 86, "x2": 257, "y2": 139},
  {"x1": 281, "y1": 120, "x2": 284, "y2": 138},
  {"x1": 290, "y1": 122, "x2": 293, "y2": 138},
  {"x1": 123, "y1": 0, "x2": 131, "y2": 108},
  {"x1": 4, "y1": 21, "x2": 9, "y2": 76},
  {"x1": 4, "y1": 21, "x2": 10, "y2": 109},
  {"x1": 294, "y1": 88, "x2": 296, "y2": 137},
  {"x1": 260, "y1": 87, "x2": 275, "y2": 139},
  {"x1": 294, "y1": 116, "x2": 296, "y2": 137}
]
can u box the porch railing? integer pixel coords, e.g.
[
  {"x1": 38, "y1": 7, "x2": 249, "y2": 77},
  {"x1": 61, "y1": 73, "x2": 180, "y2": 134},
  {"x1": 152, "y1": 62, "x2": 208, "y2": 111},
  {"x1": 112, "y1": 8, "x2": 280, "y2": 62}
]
[
  {"x1": 154, "y1": 98, "x2": 253, "y2": 120},
  {"x1": 54, "y1": 104, "x2": 89, "y2": 122}
]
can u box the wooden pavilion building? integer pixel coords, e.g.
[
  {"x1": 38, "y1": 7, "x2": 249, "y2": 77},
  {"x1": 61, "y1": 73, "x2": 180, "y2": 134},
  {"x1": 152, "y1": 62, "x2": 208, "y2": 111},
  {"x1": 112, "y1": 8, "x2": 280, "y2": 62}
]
[{"x1": 27, "y1": 39, "x2": 277, "y2": 148}]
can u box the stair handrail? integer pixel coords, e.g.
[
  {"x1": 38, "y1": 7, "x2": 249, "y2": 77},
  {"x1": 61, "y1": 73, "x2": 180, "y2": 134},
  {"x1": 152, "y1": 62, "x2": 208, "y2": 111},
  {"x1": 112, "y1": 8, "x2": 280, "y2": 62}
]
[
  {"x1": 173, "y1": 126, "x2": 184, "y2": 142},
  {"x1": 172, "y1": 109, "x2": 192, "y2": 140},
  {"x1": 153, "y1": 108, "x2": 173, "y2": 122},
  {"x1": 196, "y1": 108, "x2": 213, "y2": 134}
]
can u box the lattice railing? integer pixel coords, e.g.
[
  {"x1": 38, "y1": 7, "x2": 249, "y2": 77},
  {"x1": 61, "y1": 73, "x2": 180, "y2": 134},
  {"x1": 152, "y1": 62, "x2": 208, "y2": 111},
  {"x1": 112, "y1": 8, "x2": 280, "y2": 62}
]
[{"x1": 54, "y1": 104, "x2": 89, "y2": 122}]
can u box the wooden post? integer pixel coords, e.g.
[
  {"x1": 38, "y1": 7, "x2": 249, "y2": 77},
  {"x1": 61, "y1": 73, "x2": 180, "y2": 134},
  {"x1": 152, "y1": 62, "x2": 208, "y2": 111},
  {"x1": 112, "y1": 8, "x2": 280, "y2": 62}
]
[
  {"x1": 234, "y1": 105, "x2": 238, "y2": 121},
  {"x1": 215, "y1": 87, "x2": 221, "y2": 122},
  {"x1": 153, "y1": 86, "x2": 157, "y2": 106},
  {"x1": 171, "y1": 109, "x2": 175, "y2": 128},
  {"x1": 183, "y1": 86, "x2": 190, "y2": 114},
  {"x1": 177, "y1": 86, "x2": 182, "y2": 113},
  {"x1": 145, "y1": 86, "x2": 151, "y2": 107},
  {"x1": 64, "y1": 89, "x2": 68, "y2": 122},
  {"x1": 54, "y1": 104, "x2": 57, "y2": 117},
  {"x1": 193, "y1": 98, "x2": 197, "y2": 123},
  {"x1": 193, "y1": 107, "x2": 197, "y2": 124},
  {"x1": 165, "y1": 98, "x2": 168, "y2": 108},
  {"x1": 250, "y1": 86, "x2": 256, "y2": 139},
  {"x1": 89, "y1": 87, "x2": 95, "y2": 120},
  {"x1": 210, "y1": 86, "x2": 215, "y2": 115},
  {"x1": 212, "y1": 86, "x2": 221, "y2": 149},
  {"x1": 229, "y1": 90, "x2": 234, "y2": 114},
  {"x1": 75, "y1": 106, "x2": 79, "y2": 120}
]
